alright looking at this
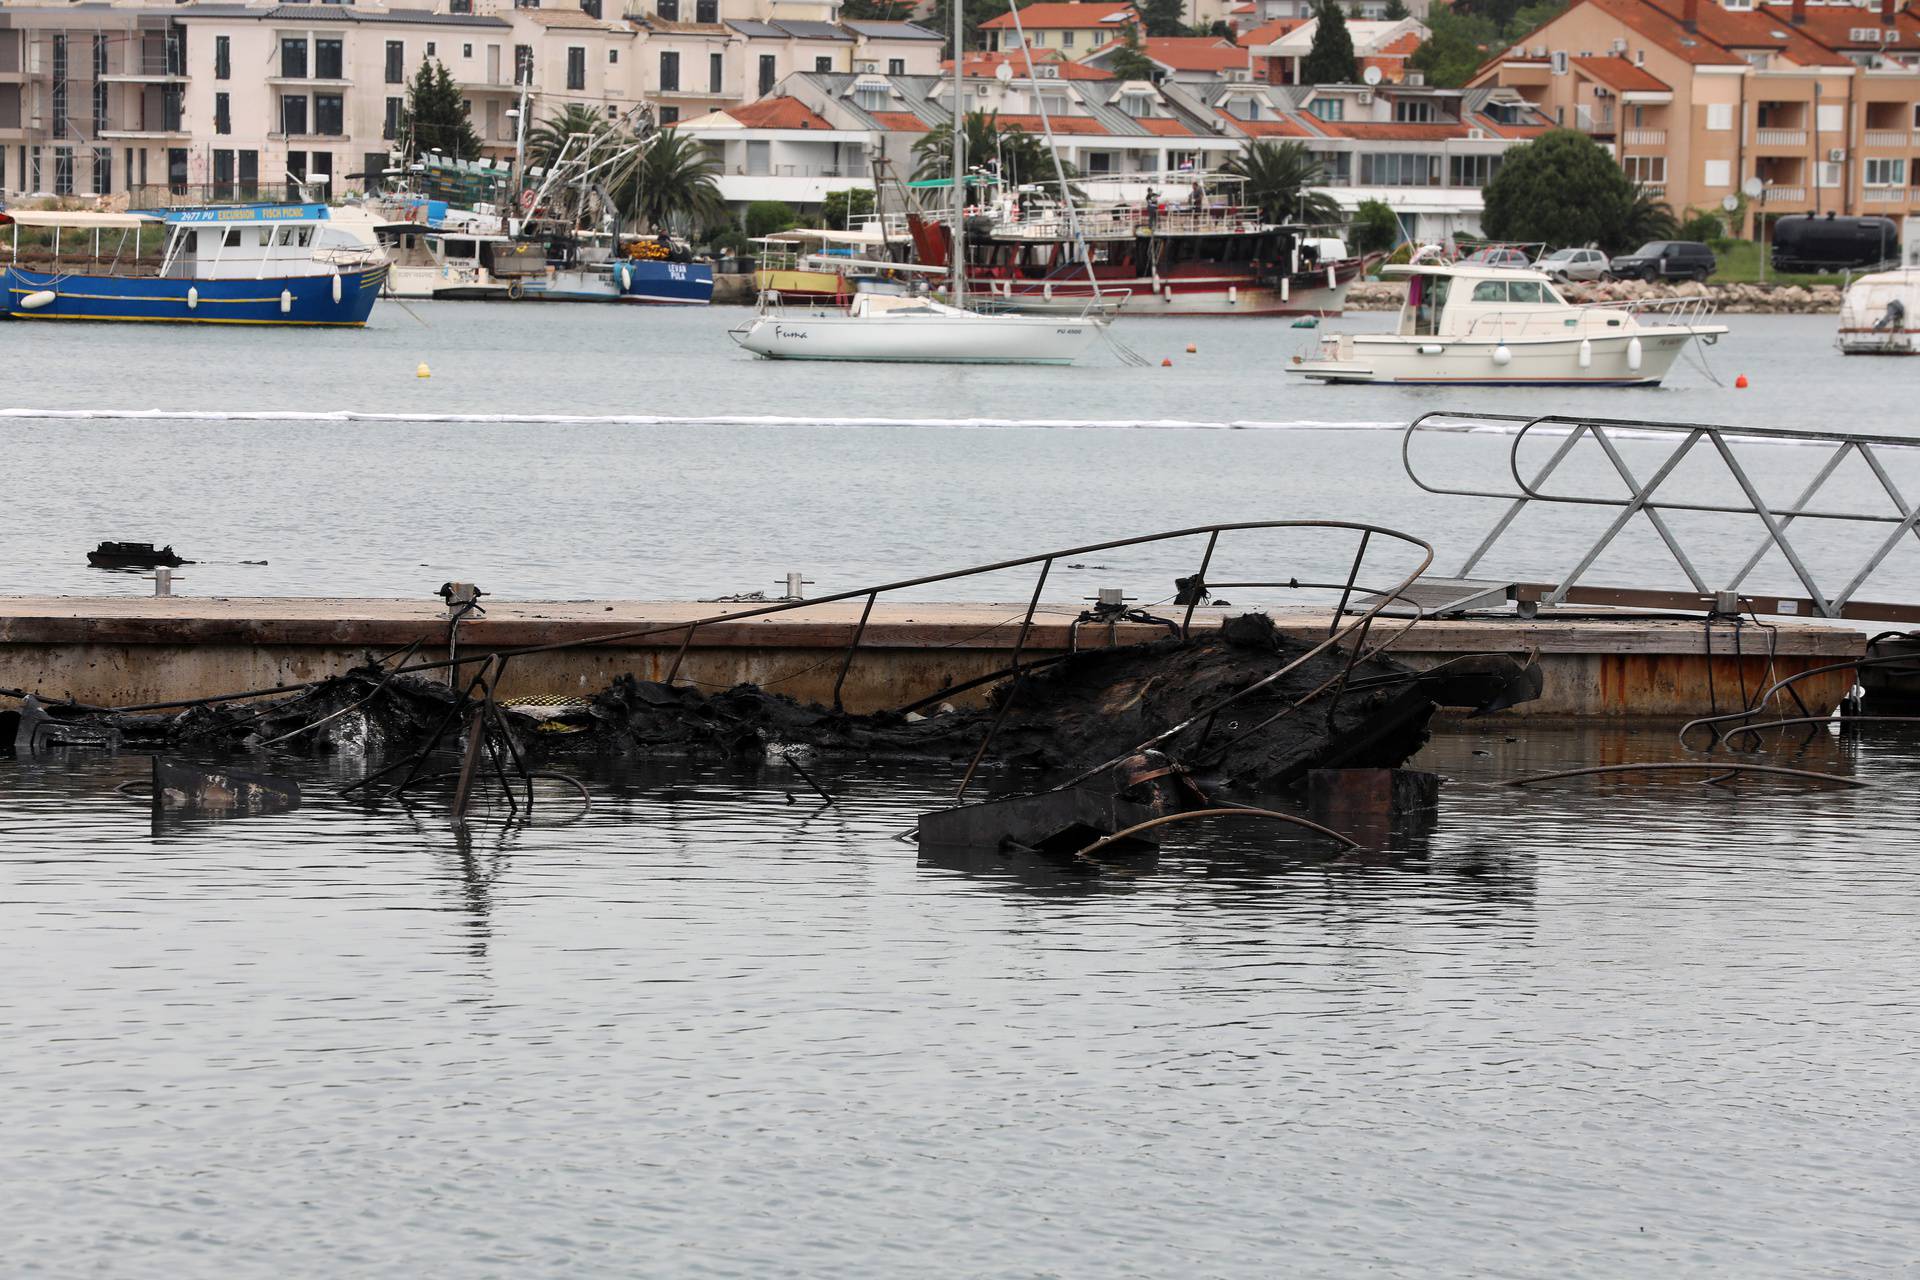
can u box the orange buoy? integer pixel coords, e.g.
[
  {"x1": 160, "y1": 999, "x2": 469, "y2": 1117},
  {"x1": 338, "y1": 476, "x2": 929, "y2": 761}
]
[
  {"x1": 1161, "y1": 358, "x2": 1173, "y2": 366},
  {"x1": 1735, "y1": 374, "x2": 1749, "y2": 388},
  {"x1": 1185, "y1": 343, "x2": 1197, "y2": 353}
]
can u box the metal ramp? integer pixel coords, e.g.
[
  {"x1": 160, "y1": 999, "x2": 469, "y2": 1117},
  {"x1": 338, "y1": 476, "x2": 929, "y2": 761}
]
[{"x1": 1354, "y1": 576, "x2": 1518, "y2": 618}]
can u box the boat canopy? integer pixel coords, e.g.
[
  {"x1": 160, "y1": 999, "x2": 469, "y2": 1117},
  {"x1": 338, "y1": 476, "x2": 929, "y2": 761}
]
[{"x1": 0, "y1": 209, "x2": 154, "y2": 229}]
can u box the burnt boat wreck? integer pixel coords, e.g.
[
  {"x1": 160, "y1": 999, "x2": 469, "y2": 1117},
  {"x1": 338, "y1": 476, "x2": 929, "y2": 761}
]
[{"x1": 2, "y1": 519, "x2": 1549, "y2": 849}]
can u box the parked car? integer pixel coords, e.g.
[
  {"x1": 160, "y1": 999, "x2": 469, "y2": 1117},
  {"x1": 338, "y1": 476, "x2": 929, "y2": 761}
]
[
  {"x1": 1609, "y1": 240, "x2": 1716, "y2": 282},
  {"x1": 1537, "y1": 246, "x2": 1610, "y2": 282},
  {"x1": 1463, "y1": 247, "x2": 1532, "y2": 268},
  {"x1": 1772, "y1": 213, "x2": 1901, "y2": 273}
]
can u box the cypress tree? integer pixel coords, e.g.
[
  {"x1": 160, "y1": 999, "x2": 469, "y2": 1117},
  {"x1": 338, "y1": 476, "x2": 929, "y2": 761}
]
[
  {"x1": 1301, "y1": 0, "x2": 1358, "y2": 85},
  {"x1": 402, "y1": 57, "x2": 482, "y2": 161}
]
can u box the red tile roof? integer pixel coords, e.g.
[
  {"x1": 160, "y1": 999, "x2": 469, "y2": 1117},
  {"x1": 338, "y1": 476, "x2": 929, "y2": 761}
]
[
  {"x1": 1582, "y1": 0, "x2": 1849, "y2": 66},
  {"x1": 946, "y1": 50, "x2": 1114, "y2": 79},
  {"x1": 980, "y1": 2, "x2": 1142, "y2": 29},
  {"x1": 1571, "y1": 53, "x2": 1672, "y2": 90},
  {"x1": 728, "y1": 97, "x2": 835, "y2": 129},
  {"x1": 1136, "y1": 35, "x2": 1251, "y2": 70},
  {"x1": 1754, "y1": 0, "x2": 1920, "y2": 50},
  {"x1": 1473, "y1": 113, "x2": 1552, "y2": 138},
  {"x1": 1217, "y1": 109, "x2": 1312, "y2": 136},
  {"x1": 1237, "y1": 17, "x2": 1308, "y2": 44},
  {"x1": 1309, "y1": 120, "x2": 1481, "y2": 140},
  {"x1": 991, "y1": 113, "x2": 1112, "y2": 133},
  {"x1": 868, "y1": 110, "x2": 930, "y2": 131}
]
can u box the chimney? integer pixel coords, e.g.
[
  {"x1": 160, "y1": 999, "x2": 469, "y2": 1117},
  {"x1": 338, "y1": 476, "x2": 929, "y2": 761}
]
[
  {"x1": 1883, "y1": 0, "x2": 1897, "y2": 26},
  {"x1": 1682, "y1": 0, "x2": 1698, "y2": 32},
  {"x1": 1790, "y1": 0, "x2": 1805, "y2": 24}
]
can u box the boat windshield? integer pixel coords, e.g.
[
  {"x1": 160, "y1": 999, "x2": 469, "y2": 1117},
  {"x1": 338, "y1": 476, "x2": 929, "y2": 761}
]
[{"x1": 1407, "y1": 273, "x2": 1450, "y2": 336}]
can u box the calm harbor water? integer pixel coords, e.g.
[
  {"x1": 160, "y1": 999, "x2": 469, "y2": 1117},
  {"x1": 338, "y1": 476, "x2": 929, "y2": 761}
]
[
  {"x1": 5, "y1": 303, "x2": 1920, "y2": 1275},
  {"x1": 4, "y1": 725, "x2": 1920, "y2": 1276}
]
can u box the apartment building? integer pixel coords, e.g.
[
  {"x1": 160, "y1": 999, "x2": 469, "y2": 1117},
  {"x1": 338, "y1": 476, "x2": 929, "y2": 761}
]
[
  {"x1": 1079, "y1": 35, "x2": 1257, "y2": 85},
  {"x1": 978, "y1": 3, "x2": 1142, "y2": 55},
  {"x1": 1471, "y1": 0, "x2": 1920, "y2": 230},
  {"x1": 1237, "y1": 15, "x2": 1429, "y2": 84}
]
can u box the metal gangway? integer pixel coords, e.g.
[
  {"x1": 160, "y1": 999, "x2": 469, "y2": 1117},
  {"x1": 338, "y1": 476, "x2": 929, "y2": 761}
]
[{"x1": 1396, "y1": 411, "x2": 1920, "y2": 625}]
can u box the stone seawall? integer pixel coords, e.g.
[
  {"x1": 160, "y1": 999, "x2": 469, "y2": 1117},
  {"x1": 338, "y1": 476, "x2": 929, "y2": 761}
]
[{"x1": 1345, "y1": 278, "x2": 1843, "y2": 314}]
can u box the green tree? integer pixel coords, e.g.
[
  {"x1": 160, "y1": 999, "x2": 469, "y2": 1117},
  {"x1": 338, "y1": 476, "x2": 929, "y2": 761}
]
[
  {"x1": 402, "y1": 57, "x2": 481, "y2": 160},
  {"x1": 1481, "y1": 129, "x2": 1649, "y2": 251},
  {"x1": 1622, "y1": 184, "x2": 1679, "y2": 246},
  {"x1": 1382, "y1": 0, "x2": 1409, "y2": 18},
  {"x1": 1408, "y1": 7, "x2": 1500, "y2": 87},
  {"x1": 745, "y1": 200, "x2": 799, "y2": 238},
  {"x1": 1223, "y1": 139, "x2": 1341, "y2": 224},
  {"x1": 619, "y1": 129, "x2": 725, "y2": 234},
  {"x1": 840, "y1": 0, "x2": 915, "y2": 17},
  {"x1": 913, "y1": 112, "x2": 1077, "y2": 190},
  {"x1": 823, "y1": 187, "x2": 878, "y2": 230},
  {"x1": 1107, "y1": 24, "x2": 1160, "y2": 81},
  {"x1": 1350, "y1": 198, "x2": 1401, "y2": 253},
  {"x1": 522, "y1": 104, "x2": 621, "y2": 177},
  {"x1": 1301, "y1": 0, "x2": 1358, "y2": 85},
  {"x1": 1676, "y1": 208, "x2": 1721, "y2": 244},
  {"x1": 1141, "y1": 0, "x2": 1187, "y2": 37}
]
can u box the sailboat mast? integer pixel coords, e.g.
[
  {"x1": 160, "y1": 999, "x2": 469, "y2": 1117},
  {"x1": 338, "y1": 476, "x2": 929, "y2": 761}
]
[{"x1": 950, "y1": 0, "x2": 965, "y2": 305}]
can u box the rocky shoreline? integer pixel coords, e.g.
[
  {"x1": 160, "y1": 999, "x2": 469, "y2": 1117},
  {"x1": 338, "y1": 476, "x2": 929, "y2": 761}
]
[{"x1": 1345, "y1": 277, "x2": 1843, "y2": 314}]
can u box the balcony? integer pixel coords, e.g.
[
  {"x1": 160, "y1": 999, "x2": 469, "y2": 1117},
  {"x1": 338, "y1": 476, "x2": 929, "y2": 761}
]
[
  {"x1": 97, "y1": 124, "x2": 189, "y2": 140},
  {"x1": 1863, "y1": 128, "x2": 1917, "y2": 147},
  {"x1": 1863, "y1": 187, "x2": 1908, "y2": 203},
  {"x1": 1622, "y1": 128, "x2": 1665, "y2": 146},
  {"x1": 1574, "y1": 103, "x2": 1617, "y2": 134},
  {"x1": 1754, "y1": 127, "x2": 1807, "y2": 146},
  {"x1": 1764, "y1": 183, "x2": 1806, "y2": 201}
]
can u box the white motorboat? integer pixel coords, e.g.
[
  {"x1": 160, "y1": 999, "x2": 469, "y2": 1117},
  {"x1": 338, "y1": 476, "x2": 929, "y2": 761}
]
[
  {"x1": 1288, "y1": 260, "x2": 1727, "y2": 386},
  {"x1": 729, "y1": 291, "x2": 1101, "y2": 363},
  {"x1": 1837, "y1": 268, "x2": 1920, "y2": 355}
]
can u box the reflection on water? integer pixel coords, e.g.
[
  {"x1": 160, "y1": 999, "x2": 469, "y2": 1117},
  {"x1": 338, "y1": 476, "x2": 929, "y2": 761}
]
[{"x1": 4, "y1": 724, "x2": 1918, "y2": 1275}]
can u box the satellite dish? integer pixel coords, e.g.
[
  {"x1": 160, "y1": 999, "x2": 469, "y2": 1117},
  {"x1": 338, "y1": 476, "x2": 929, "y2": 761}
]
[
  {"x1": 1742, "y1": 176, "x2": 1765, "y2": 199},
  {"x1": 995, "y1": 61, "x2": 1013, "y2": 83},
  {"x1": 1362, "y1": 66, "x2": 1383, "y2": 86},
  {"x1": 1721, "y1": 193, "x2": 1740, "y2": 213}
]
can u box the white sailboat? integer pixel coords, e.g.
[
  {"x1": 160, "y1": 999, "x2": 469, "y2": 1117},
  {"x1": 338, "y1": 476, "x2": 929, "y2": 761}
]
[{"x1": 729, "y1": 0, "x2": 1110, "y2": 365}]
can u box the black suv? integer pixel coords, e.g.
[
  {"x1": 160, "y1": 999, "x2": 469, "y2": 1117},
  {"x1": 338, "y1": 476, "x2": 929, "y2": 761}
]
[{"x1": 1609, "y1": 240, "x2": 1716, "y2": 282}]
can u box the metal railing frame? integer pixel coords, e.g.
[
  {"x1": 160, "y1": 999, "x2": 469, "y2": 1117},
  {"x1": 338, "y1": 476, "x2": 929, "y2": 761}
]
[{"x1": 1404, "y1": 411, "x2": 1920, "y2": 620}]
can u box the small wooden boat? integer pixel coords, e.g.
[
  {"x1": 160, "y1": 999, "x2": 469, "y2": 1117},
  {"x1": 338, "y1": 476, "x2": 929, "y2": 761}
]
[{"x1": 87, "y1": 542, "x2": 186, "y2": 569}]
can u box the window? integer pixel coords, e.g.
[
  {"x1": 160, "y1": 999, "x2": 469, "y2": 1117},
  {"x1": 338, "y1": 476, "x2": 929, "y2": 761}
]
[
  {"x1": 281, "y1": 94, "x2": 308, "y2": 135},
  {"x1": 450, "y1": 0, "x2": 473, "y2": 11},
  {"x1": 427, "y1": 42, "x2": 437, "y2": 55},
  {"x1": 1551, "y1": 50, "x2": 1568, "y2": 73},
  {"x1": 515, "y1": 44, "x2": 534, "y2": 84},
  {"x1": 315, "y1": 93, "x2": 343, "y2": 135},
  {"x1": 660, "y1": 106, "x2": 680, "y2": 124},
  {"x1": 50, "y1": 36, "x2": 66, "y2": 138},
  {"x1": 697, "y1": 0, "x2": 718, "y2": 20},
  {"x1": 658, "y1": 0, "x2": 678, "y2": 17},
  {"x1": 312, "y1": 151, "x2": 332, "y2": 188},
  {"x1": 856, "y1": 82, "x2": 887, "y2": 110},
  {"x1": 1448, "y1": 153, "x2": 1501, "y2": 187},
  {"x1": 1508, "y1": 279, "x2": 1544, "y2": 303},
  {"x1": 239, "y1": 149, "x2": 259, "y2": 194},
  {"x1": 888, "y1": 57, "x2": 905, "y2": 74},
  {"x1": 711, "y1": 51, "x2": 724, "y2": 92},
  {"x1": 386, "y1": 40, "x2": 405, "y2": 83},
  {"x1": 1120, "y1": 91, "x2": 1152, "y2": 118},
  {"x1": 215, "y1": 92, "x2": 231, "y2": 135},
  {"x1": 1471, "y1": 280, "x2": 1506, "y2": 302},
  {"x1": 213, "y1": 148, "x2": 234, "y2": 196},
  {"x1": 567, "y1": 46, "x2": 586, "y2": 89},
  {"x1": 287, "y1": 150, "x2": 307, "y2": 180},
  {"x1": 759, "y1": 54, "x2": 778, "y2": 95},
  {"x1": 1624, "y1": 153, "x2": 1665, "y2": 184},
  {"x1": 464, "y1": 44, "x2": 473, "y2": 58},
  {"x1": 660, "y1": 50, "x2": 679, "y2": 90},
  {"x1": 281, "y1": 37, "x2": 308, "y2": 79},
  {"x1": 316, "y1": 38, "x2": 343, "y2": 79},
  {"x1": 53, "y1": 145, "x2": 72, "y2": 196},
  {"x1": 1307, "y1": 97, "x2": 1343, "y2": 121},
  {"x1": 1314, "y1": 150, "x2": 1351, "y2": 184},
  {"x1": 1706, "y1": 102, "x2": 1733, "y2": 130},
  {"x1": 384, "y1": 96, "x2": 403, "y2": 139},
  {"x1": 1393, "y1": 99, "x2": 1433, "y2": 123},
  {"x1": 1818, "y1": 160, "x2": 1842, "y2": 188},
  {"x1": 1866, "y1": 157, "x2": 1906, "y2": 185},
  {"x1": 93, "y1": 36, "x2": 106, "y2": 135},
  {"x1": 1358, "y1": 152, "x2": 1438, "y2": 185},
  {"x1": 1061, "y1": 29, "x2": 1075, "y2": 47},
  {"x1": 93, "y1": 146, "x2": 109, "y2": 195},
  {"x1": 816, "y1": 55, "x2": 834, "y2": 72},
  {"x1": 1703, "y1": 158, "x2": 1731, "y2": 186},
  {"x1": 215, "y1": 34, "x2": 231, "y2": 79},
  {"x1": 610, "y1": 48, "x2": 619, "y2": 63},
  {"x1": 1816, "y1": 103, "x2": 1843, "y2": 133}
]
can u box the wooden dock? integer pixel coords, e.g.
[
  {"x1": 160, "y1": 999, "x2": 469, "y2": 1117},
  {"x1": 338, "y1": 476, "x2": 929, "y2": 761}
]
[{"x1": 0, "y1": 596, "x2": 1867, "y2": 719}]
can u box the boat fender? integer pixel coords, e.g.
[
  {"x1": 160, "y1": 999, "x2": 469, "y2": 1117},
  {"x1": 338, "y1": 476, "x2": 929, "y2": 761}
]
[
  {"x1": 1281, "y1": 277, "x2": 1289, "y2": 303},
  {"x1": 280, "y1": 289, "x2": 293, "y2": 315},
  {"x1": 507, "y1": 280, "x2": 524, "y2": 301},
  {"x1": 619, "y1": 264, "x2": 631, "y2": 291},
  {"x1": 1493, "y1": 345, "x2": 1512, "y2": 366},
  {"x1": 1627, "y1": 336, "x2": 1643, "y2": 372},
  {"x1": 186, "y1": 286, "x2": 199, "y2": 311},
  {"x1": 1229, "y1": 286, "x2": 1238, "y2": 305},
  {"x1": 1578, "y1": 338, "x2": 1593, "y2": 369},
  {"x1": 1043, "y1": 281, "x2": 1053, "y2": 301},
  {"x1": 331, "y1": 273, "x2": 342, "y2": 304},
  {"x1": 1327, "y1": 265, "x2": 1337, "y2": 290},
  {"x1": 1418, "y1": 343, "x2": 1442, "y2": 356},
  {"x1": 20, "y1": 289, "x2": 55, "y2": 311}
]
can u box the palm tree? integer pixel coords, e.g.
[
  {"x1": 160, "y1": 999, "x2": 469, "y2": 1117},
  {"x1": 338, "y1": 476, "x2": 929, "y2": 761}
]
[
  {"x1": 522, "y1": 104, "x2": 622, "y2": 178},
  {"x1": 617, "y1": 129, "x2": 725, "y2": 234},
  {"x1": 1620, "y1": 184, "x2": 1679, "y2": 249},
  {"x1": 1222, "y1": 140, "x2": 1340, "y2": 225},
  {"x1": 913, "y1": 112, "x2": 1078, "y2": 196}
]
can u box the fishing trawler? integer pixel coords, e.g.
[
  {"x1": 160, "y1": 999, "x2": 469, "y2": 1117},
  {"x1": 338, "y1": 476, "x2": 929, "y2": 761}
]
[
  {"x1": 1288, "y1": 258, "x2": 1726, "y2": 386},
  {"x1": 0, "y1": 204, "x2": 386, "y2": 325}
]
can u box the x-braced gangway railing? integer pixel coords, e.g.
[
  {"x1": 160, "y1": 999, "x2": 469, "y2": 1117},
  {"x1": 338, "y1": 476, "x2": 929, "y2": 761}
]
[{"x1": 1402, "y1": 412, "x2": 1920, "y2": 624}]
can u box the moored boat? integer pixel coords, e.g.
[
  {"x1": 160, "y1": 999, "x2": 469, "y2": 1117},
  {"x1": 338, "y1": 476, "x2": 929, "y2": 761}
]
[
  {"x1": 729, "y1": 291, "x2": 1101, "y2": 363},
  {"x1": 1837, "y1": 268, "x2": 1920, "y2": 355},
  {"x1": 0, "y1": 204, "x2": 386, "y2": 326},
  {"x1": 611, "y1": 239, "x2": 714, "y2": 305},
  {"x1": 1288, "y1": 259, "x2": 1727, "y2": 386}
]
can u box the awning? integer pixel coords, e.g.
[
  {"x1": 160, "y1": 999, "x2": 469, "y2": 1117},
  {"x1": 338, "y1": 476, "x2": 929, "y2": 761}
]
[{"x1": 0, "y1": 210, "x2": 155, "y2": 229}]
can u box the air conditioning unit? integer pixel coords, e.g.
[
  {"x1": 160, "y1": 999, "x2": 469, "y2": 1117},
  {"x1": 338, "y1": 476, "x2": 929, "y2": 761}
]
[
  {"x1": 1405, "y1": 69, "x2": 1425, "y2": 85},
  {"x1": 1467, "y1": 126, "x2": 1486, "y2": 139},
  {"x1": 1611, "y1": 36, "x2": 1627, "y2": 52},
  {"x1": 1357, "y1": 89, "x2": 1372, "y2": 104},
  {"x1": 1829, "y1": 146, "x2": 1846, "y2": 162}
]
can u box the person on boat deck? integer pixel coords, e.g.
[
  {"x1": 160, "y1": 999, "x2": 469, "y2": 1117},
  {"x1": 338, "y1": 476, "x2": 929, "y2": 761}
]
[
  {"x1": 1300, "y1": 241, "x2": 1320, "y2": 271},
  {"x1": 1875, "y1": 297, "x2": 1906, "y2": 332},
  {"x1": 1190, "y1": 181, "x2": 1206, "y2": 213},
  {"x1": 1144, "y1": 189, "x2": 1158, "y2": 228}
]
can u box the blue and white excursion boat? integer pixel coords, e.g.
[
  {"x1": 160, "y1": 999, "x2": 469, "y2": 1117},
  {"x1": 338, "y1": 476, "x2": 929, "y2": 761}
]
[{"x1": 0, "y1": 204, "x2": 387, "y2": 326}]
